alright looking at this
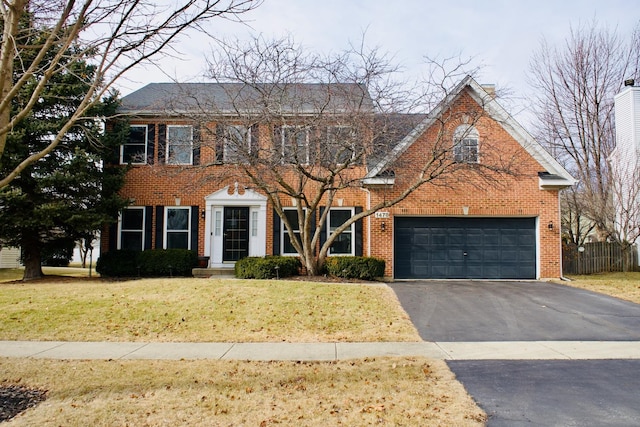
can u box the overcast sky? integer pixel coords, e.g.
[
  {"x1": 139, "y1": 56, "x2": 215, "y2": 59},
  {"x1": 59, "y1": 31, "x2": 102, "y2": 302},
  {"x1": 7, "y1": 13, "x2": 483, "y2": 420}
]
[{"x1": 119, "y1": 0, "x2": 639, "y2": 124}]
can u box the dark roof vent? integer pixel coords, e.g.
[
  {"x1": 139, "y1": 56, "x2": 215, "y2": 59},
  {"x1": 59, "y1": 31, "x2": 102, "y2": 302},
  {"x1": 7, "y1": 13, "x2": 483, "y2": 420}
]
[{"x1": 624, "y1": 78, "x2": 635, "y2": 87}]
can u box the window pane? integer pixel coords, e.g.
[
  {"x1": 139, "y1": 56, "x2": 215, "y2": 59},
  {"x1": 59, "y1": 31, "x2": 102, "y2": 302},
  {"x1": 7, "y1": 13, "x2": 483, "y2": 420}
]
[
  {"x1": 224, "y1": 125, "x2": 250, "y2": 163},
  {"x1": 130, "y1": 126, "x2": 147, "y2": 144},
  {"x1": 330, "y1": 232, "x2": 352, "y2": 254},
  {"x1": 327, "y1": 126, "x2": 355, "y2": 164},
  {"x1": 167, "y1": 208, "x2": 189, "y2": 230},
  {"x1": 167, "y1": 126, "x2": 192, "y2": 164},
  {"x1": 284, "y1": 210, "x2": 300, "y2": 229},
  {"x1": 122, "y1": 126, "x2": 147, "y2": 164},
  {"x1": 329, "y1": 210, "x2": 351, "y2": 230},
  {"x1": 167, "y1": 232, "x2": 189, "y2": 249},
  {"x1": 122, "y1": 209, "x2": 144, "y2": 230},
  {"x1": 283, "y1": 231, "x2": 300, "y2": 254},
  {"x1": 121, "y1": 232, "x2": 143, "y2": 251},
  {"x1": 282, "y1": 209, "x2": 301, "y2": 254},
  {"x1": 329, "y1": 209, "x2": 353, "y2": 255}
]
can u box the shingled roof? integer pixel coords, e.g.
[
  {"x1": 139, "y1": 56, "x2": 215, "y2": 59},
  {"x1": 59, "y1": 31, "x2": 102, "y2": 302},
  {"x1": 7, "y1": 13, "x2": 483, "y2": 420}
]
[{"x1": 120, "y1": 82, "x2": 374, "y2": 116}]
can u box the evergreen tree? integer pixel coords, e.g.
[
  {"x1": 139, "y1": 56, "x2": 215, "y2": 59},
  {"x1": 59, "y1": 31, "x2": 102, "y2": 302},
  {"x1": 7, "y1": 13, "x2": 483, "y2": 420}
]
[{"x1": 0, "y1": 24, "x2": 129, "y2": 280}]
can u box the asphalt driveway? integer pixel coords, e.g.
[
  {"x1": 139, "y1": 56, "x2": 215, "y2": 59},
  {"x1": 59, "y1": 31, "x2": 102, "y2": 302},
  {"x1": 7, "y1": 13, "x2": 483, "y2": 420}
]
[
  {"x1": 390, "y1": 280, "x2": 640, "y2": 341},
  {"x1": 390, "y1": 281, "x2": 640, "y2": 426}
]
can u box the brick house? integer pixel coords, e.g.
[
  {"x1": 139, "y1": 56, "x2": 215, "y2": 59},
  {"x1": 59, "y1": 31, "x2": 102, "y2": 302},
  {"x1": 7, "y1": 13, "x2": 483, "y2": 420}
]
[{"x1": 102, "y1": 76, "x2": 574, "y2": 279}]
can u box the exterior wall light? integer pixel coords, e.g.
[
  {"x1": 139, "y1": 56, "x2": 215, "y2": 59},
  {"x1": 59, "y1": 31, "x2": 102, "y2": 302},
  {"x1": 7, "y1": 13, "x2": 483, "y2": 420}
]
[{"x1": 548, "y1": 221, "x2": 554, "y2": 231}]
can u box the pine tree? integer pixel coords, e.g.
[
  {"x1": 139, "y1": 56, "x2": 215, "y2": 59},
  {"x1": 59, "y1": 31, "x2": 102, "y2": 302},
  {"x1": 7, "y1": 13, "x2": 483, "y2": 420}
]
[{"x1": 0, "y1": 22, "x2": 128, "y2": 280}]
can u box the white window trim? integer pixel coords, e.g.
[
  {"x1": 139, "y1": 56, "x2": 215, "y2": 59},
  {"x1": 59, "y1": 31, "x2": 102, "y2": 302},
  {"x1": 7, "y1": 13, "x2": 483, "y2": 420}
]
[
  {"x1": 453, "y1": 125, "x2": 479, "y2": 164},
  {"x1": 281, "y1": 207, "x2": 305, "y2": 256},
  {"x1": 166, "y1": 125, "x2": 193, "y2": 165},
  {"x1": 327, "y1": 207, "x2": 355, "y2": 256},
  {"x1": 223, "y1": 125, "x2": 252, "y2": 163},
  {"x1": 282, "y1": 125, "x2": 310, "y2": 164},
  {"x1": 117, "y1": 206, "x2": 146, "y2": 250},
  {"x1": 120, "y1": 125, "x2": 148, "y2": 165},
  {"x1": 327, "y1": 125, "x2": 356, "y2": 165},
  {"x1": 164, "y1": 206, "x2": 191, "y2": 249}
]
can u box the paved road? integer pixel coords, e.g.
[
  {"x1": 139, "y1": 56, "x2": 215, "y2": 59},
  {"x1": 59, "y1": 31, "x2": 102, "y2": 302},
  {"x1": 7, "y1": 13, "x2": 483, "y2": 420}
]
[{"x1": 390, "y1": 281, "x2": 640, "y2": 426}]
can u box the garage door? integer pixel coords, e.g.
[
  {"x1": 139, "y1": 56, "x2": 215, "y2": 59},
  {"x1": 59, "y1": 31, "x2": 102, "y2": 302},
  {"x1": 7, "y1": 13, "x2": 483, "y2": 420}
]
[{"x1": 394, "y1": 217, "x2": 536, "y2": 279}]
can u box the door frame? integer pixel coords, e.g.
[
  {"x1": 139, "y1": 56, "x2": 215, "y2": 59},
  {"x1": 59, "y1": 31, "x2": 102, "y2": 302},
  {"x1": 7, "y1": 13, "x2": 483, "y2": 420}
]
[{"x1": 204, "y1": 185, "x2": 267, "y2": 268}]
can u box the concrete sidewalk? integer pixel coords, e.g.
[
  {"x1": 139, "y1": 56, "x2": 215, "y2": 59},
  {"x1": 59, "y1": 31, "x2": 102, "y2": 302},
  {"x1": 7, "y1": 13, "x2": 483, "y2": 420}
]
[{"x1": 2, "y1": 340, "x2": 640, "y2": 361}]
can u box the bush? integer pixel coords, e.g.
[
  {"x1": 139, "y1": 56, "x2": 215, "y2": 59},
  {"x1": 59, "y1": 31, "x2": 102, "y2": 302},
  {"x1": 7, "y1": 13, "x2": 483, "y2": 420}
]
[
  {"x1": 324, "y1": 256, "x2": 385, "y2": 280},
  {"x1": 235, "y1": 256, "x2": 301, "y2": 279},
  {"x1": 138, "y1": 249, "x2": 198, "y2": 277},
  {"x1": 96, "y1": 250, "x2": 139, "y2": 277},
  {"x1": 96, "y1": 249, "x2": 198, "y2": 277}
]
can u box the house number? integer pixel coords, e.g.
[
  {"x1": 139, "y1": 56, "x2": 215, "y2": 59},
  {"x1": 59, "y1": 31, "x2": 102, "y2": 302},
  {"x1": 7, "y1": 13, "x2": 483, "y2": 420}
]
[{"x1": 375, "y1": 211, "x2": 390, "y2": 219}]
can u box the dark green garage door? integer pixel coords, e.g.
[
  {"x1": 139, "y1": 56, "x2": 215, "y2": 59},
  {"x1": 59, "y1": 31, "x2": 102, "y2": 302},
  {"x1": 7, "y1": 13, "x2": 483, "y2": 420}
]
[{"x1": 394, "y1": 217, "x2": 536, "y2": 279}]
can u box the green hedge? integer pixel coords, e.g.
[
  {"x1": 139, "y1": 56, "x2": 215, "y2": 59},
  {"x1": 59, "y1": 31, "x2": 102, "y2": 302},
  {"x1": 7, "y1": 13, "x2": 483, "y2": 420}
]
[
  {"x1": 96, "y1": 249, "x2": 198, "y2": 277},
  {"x1": 324, "y1": 256, "x2": 385, "y2": 280},
  {"x1": 235, "y1": 256, "x2": 301, "y2": 279}
]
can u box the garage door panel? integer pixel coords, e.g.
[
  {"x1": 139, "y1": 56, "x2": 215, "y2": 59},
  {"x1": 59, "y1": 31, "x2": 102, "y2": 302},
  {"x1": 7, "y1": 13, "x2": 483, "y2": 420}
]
[{"x1": 394, "y1": 217, "x2": 536, "y2": 279}]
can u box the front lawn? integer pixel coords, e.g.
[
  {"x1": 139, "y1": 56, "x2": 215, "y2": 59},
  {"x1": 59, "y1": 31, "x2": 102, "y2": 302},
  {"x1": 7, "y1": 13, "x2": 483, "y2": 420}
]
[
  {"x1": 560, "y1": 272, "x2": 640, "y2": 304},
  {"x1": 0, "y1": 357, "x2": 486, "y2": 426},
  {"x1": 0, "y1": 277, "x2": 420, "y2": 343}
]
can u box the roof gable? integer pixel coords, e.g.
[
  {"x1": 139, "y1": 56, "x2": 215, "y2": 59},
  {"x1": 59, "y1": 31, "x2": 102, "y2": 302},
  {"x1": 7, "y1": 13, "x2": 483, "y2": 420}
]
[{"x1": 365, "y1": 76, "x2": 576, "y2": 189}]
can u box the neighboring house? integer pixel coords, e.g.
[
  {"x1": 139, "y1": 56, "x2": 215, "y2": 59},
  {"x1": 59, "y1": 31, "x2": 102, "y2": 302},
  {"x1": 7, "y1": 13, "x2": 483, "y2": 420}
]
[
  {"x1": 102, "y1": 76, "x2": 575, "y2": 279},
  {"x1": 613, "y1": 79, "x2": 640, "y2": 265},
  {"x1": 0, "y1": 246, "x2": 21, "y2": 268}
]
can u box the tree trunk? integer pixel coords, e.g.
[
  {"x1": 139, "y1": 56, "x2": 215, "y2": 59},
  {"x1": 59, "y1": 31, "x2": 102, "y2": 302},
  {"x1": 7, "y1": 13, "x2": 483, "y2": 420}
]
[{"x1": 21, "y1": 237, "x2": 43, "y2": 281}]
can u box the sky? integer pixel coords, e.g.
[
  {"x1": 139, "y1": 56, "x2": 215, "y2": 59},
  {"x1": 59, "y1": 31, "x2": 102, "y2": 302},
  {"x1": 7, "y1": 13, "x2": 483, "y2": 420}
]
[{"x1": 119, "y1": 0, "x2": 639, "y2": 125}]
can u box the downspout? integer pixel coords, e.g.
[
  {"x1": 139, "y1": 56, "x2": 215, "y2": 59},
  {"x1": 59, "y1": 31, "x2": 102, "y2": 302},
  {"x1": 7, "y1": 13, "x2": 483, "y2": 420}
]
[
  {"x1": 558, "y1": 192, "x2": 572, "y2": 281},
  {"x1": 360, "y1": 186, "x2": 371, "y2": 256}
]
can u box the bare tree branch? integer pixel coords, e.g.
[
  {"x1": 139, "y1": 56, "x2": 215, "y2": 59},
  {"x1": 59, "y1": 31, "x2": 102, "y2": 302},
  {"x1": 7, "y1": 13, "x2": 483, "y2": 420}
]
[{"x1": 0, "y1": 0, "x2": 261, "y2": 189}]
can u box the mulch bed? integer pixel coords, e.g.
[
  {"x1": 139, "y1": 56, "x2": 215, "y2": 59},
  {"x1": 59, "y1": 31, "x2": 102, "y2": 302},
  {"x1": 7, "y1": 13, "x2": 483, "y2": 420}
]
[{"x1": 0, "y1": 385, "x2": 47, "y2": 422}]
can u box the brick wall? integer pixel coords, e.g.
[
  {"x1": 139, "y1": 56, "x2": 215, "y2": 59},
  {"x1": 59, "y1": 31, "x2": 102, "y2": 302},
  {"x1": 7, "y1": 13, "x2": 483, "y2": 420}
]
[{"x1": 106, "y1": 90, "x2": 564, "y2": 279}]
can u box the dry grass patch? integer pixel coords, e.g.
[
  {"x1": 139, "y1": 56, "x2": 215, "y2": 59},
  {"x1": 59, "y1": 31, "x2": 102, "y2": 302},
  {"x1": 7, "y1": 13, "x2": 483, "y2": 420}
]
[
  {"x1": 556, "y1": 272, "x2": 640, "y2": 304},
  {"x1": 1, "y1": 357, "x2": 485, "y2": 426},
  {"x1": 0, "y1": 278, "x2": 420, "y2": 342}
]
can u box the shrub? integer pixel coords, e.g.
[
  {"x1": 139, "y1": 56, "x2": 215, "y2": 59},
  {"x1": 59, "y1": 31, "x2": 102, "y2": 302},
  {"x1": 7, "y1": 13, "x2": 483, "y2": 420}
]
[
  {"x1": 235, "y1": 256, "x2": 301, "y2": 279},
  {"x1": 138, "y1": 249, "x2": 198, "y2": 277},
  {"x1": 96, "y1": 249, "x2": 197, "y2": 277},
  {"x1": 324, "y1": 256, "x2": 385, "y2": 280},
  {"x1": 96, "y1": 250, "x2": 139, "y2": 277}
]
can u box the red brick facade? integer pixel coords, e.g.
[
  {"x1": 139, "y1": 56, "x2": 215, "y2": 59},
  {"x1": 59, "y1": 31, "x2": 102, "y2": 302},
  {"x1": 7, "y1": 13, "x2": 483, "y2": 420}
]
[{"x1": 104, "y1": 79, "x2": 573, "y2": 279}]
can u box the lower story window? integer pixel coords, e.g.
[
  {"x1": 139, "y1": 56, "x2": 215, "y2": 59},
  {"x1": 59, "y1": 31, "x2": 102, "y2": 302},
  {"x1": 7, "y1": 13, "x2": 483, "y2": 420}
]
[
  {"x1": 166, "y1": 207, "x2": 191, "y2": 249},
  {"x1": 119, "y1": 207, "x2": 145, "y2": 250},
  {"x1": 282, "y1": 209, "x2": 302, "y2": 255},
  {"x1": 328, "y1": 208, "x2": 354, "y2": 255}
]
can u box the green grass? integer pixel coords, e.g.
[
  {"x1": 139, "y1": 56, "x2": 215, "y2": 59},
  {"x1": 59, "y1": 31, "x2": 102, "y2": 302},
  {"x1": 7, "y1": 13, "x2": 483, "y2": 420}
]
[{"x1": 0, "y1": 277, "x2": 420, "y2": 342}]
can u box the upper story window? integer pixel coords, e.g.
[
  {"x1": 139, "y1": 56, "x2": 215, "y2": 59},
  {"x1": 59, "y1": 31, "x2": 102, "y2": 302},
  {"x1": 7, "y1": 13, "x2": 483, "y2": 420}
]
[
  {"x1": 165, "y1": 207, "x2": 191, "y2": 249},
  {"x1": 453, "y1": 125, "x2": 479, "y2": 163},
  {"x1": 166, "y1": 125, "x2": 193, "y2": 165},
  {"x1": 118, "y1": 207, "x2": 146, "y2": 250},
  {"x1": 121, "y1": 125, "x2": 148, "y2": 164},
  {"x1": 326, "y1": 126, "x2": 356, "y2": 165},
  {"x1": 281, "y1": 125, "x2": 310, "y2": 164},
  {"x1": 223, "y1": 125, "x2": 252, "y2": 163},
  {"x1": 327, "y1": 208, "x2": 355, "y2": 255}
]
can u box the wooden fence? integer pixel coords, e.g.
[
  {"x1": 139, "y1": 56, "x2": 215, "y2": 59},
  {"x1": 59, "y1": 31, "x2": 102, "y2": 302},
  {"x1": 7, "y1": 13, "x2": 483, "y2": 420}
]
[{"x1": 563, "y1": 241, "x2": 639, "y2": 275}]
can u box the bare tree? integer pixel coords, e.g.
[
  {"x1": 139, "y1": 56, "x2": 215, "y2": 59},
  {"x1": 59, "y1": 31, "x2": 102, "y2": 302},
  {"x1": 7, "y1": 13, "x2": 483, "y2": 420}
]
[
  {"x1": 0, "y1": 0, "x2": 261, "y2": 189},
  {"x1": 529, "y1": 20, "x2": 640, "y2": 244},
  {"x1": 165, "y1": 36, "x2": 522, "y2": 275}
]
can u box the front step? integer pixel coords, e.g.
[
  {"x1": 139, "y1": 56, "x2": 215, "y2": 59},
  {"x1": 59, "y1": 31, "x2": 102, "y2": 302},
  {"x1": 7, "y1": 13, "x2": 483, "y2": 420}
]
[{"x1": 192, "y1": 267, "x2": 235, "y2": 278}]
